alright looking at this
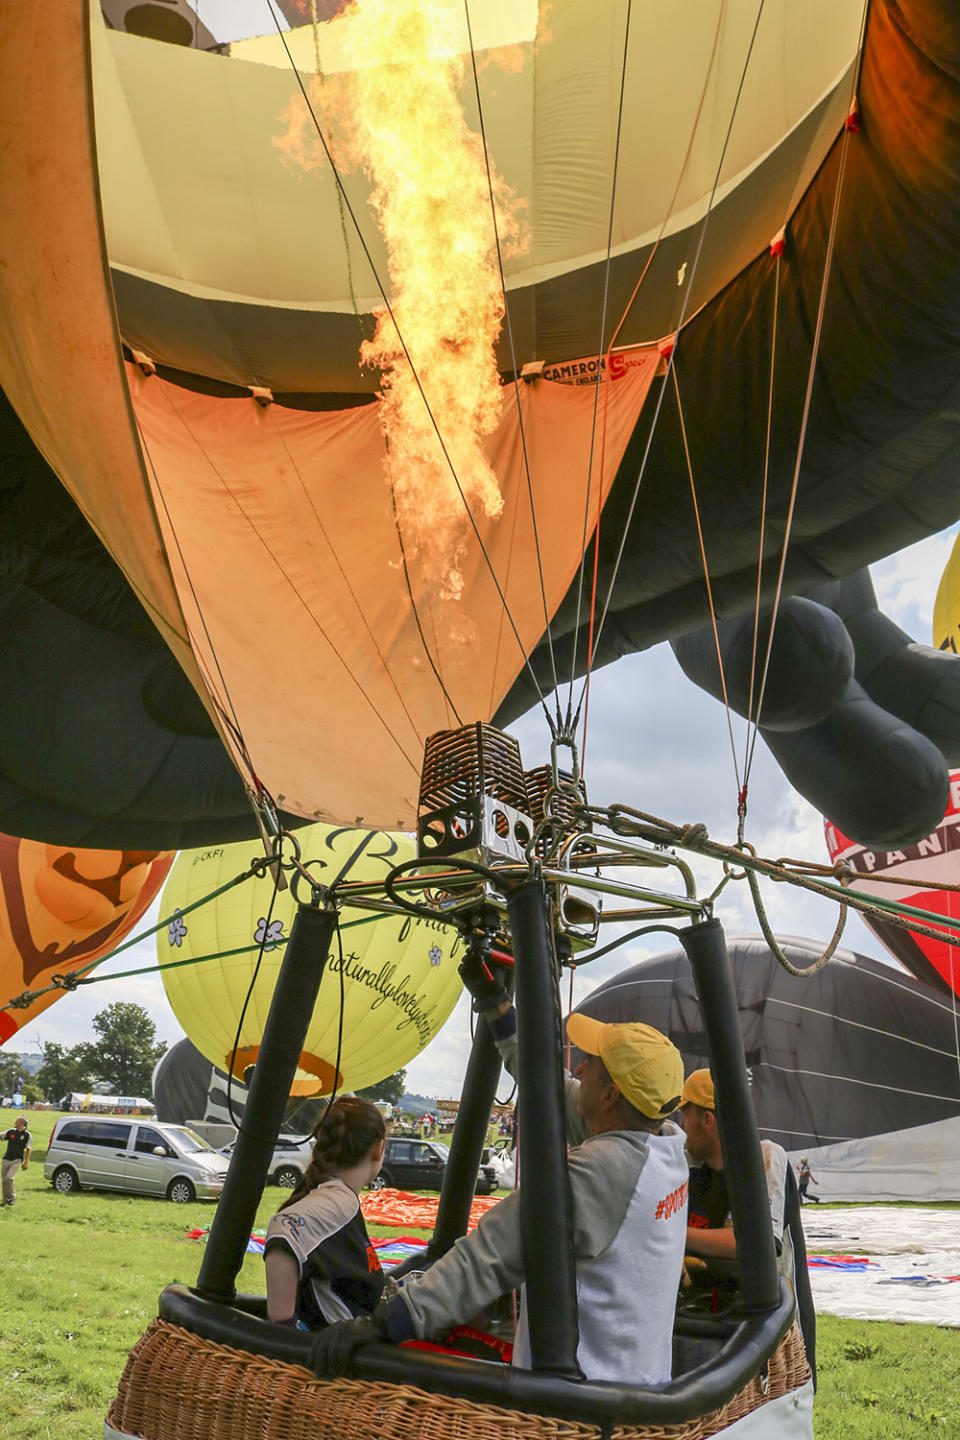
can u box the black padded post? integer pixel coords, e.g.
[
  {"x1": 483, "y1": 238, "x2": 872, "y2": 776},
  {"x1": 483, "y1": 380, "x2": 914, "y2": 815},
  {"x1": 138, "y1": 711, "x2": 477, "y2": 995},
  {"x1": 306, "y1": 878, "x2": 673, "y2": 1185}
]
[
  {"x1": 678, "y1": 917, "x2": 780, "y2": 1313},
  {"x1": 507, "y1": 878, "x2": 582, "y2": 1378},
  {"x1": 194, "y1": 899, "x2": 336, "y2": 1302},
  {"x1": 429, "y1": 1014, "x2": 502, "y2": 1258}
]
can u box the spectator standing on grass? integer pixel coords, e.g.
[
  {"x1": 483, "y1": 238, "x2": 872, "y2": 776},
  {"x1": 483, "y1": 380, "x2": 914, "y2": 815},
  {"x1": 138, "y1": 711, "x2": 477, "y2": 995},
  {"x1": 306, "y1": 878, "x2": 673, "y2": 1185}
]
[{"x1": 2, "y1": 1116, "x2": 31, "y2": 1206}]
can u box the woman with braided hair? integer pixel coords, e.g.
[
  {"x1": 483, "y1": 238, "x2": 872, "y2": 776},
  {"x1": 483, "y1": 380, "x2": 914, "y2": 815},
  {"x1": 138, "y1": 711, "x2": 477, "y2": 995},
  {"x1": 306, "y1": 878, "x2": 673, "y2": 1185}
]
[{"x1": 264, "y1": 1097, "x2": 388, "y2": 1330}]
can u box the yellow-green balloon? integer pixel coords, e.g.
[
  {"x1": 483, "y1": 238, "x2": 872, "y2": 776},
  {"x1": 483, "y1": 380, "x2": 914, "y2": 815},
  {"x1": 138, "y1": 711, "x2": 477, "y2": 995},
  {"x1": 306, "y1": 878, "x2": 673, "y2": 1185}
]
[{"x1": 157, "y1": 825, "x2": 462, "y2": 1096}]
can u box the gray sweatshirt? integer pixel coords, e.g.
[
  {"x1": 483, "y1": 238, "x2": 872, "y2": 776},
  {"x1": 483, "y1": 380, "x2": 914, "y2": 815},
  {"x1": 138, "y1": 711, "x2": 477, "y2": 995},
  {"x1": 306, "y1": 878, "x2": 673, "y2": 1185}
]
[{"x1": 392, "y1": 1018, "x2": 688, "y2": 1382}]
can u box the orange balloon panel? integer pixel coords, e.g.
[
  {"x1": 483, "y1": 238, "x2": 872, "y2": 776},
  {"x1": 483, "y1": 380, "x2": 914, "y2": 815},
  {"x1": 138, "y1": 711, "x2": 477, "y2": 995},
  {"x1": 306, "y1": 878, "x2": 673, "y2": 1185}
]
[{"x1": 0, "y1": 836, "x2": 174, "y2": 1045}]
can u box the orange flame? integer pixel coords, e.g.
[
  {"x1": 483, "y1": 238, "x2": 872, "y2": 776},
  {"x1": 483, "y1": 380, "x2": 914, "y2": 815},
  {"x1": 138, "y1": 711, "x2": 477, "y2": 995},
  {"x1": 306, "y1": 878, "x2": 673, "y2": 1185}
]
[{"x1": 329, "y1": 0, "x2": 522, "y2": 597}]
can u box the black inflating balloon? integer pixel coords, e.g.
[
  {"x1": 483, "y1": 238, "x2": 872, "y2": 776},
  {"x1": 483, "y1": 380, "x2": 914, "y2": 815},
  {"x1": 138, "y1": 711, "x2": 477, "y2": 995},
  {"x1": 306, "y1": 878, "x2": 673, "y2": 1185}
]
[
  {"x1": 570, "y1": 936, "x2": 960, "y2": 1151},
  {"x1": 672, "y1": 597, "x2": 855, "y2": 732},
  {"x1": 668, "y1": 569, "x2": 959, "y2": 846}
]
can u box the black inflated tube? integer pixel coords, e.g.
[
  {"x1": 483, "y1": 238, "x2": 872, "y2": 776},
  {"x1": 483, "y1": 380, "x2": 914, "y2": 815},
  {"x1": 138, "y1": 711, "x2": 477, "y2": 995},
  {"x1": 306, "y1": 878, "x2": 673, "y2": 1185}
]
[
  {"x1": 158, "y1": 1279, "x2": 796, "y2": 1427},
  {"x1": 678, "y1": 917, "x2": 780, "y2": 1314},
  {"x1": 506, "y1": 879, "x2": 582, "y2": 1379},
  {"x1": 194, "y1": 901, "x2": 336, "y2": 1303}
]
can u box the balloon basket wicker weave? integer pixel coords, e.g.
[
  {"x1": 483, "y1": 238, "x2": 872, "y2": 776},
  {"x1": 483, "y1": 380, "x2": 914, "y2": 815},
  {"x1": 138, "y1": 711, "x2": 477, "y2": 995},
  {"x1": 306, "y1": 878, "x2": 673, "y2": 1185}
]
[{"x1": 106, "y1": 1318, "x2": 810, "y2": 1440}]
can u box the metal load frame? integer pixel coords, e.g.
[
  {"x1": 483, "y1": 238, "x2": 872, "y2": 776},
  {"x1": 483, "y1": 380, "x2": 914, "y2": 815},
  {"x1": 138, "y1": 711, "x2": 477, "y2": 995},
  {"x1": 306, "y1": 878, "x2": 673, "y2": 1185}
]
[{"x1": 175, "y1": 804, "x2": 795, "y2": 1428}]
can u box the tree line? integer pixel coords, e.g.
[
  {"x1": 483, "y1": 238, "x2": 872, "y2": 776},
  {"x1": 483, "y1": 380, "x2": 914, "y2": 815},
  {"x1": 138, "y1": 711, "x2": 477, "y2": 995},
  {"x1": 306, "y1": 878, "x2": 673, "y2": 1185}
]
[
  {"x1": 0, "y1": 1003, "x2": 166, "y2": 1103},
  {"x1": 2, "y1": 1004, "x2": 411, "y2": 1111}
]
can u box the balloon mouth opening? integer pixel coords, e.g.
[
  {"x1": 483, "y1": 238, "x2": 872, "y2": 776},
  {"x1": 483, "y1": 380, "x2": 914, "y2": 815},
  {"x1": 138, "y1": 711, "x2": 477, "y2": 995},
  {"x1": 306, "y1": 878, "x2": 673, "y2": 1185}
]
[{"x1": 226, "y1": 1045, "x2": 343, "y2": 1097}]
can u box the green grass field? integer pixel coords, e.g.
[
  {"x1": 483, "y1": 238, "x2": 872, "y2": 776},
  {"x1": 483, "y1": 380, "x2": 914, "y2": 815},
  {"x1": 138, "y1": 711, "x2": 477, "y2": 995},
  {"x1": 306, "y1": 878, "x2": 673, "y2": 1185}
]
[{"x1": 3, "y1": 1108, "x2": 958, "y2": 1439}]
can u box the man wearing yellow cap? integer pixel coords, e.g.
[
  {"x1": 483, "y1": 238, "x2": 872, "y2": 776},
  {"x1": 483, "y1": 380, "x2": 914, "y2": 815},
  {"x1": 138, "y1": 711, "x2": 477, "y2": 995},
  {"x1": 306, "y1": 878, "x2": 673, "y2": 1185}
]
[
  {"x1": 678, "y1": 1068, "x2": 816, "y2": 1384},
  {"x1": 312, "y1": 1004, "x2": 689, "y2": 1384},
  {"x1": 679, "y1": 1068, "x2": 788, "y2": 1266}
]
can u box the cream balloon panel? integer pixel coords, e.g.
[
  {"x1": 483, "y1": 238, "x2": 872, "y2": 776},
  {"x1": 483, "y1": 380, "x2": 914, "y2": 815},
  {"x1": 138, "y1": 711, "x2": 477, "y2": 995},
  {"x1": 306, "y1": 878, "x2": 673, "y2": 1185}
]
[{"x1": 157, "y1": 826, "x2": 463, "y2": 1095}]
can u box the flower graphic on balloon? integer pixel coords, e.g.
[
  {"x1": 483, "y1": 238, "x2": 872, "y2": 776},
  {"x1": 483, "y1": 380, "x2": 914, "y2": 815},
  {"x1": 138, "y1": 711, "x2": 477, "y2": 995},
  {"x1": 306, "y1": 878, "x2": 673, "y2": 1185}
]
[
  {"x1": 168, "y1": 910, "x2": 188, "y2": 948},
  {"x1": 429, "y1": 944, "x2": 442, "y2": 967},
  {"x1": 255, "y1": 917, "x2": 286, "y2": 951}
]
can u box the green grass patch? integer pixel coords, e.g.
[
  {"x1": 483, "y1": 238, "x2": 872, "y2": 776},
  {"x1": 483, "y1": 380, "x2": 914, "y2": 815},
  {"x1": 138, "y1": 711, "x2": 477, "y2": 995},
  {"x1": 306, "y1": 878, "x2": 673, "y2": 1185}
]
[
  {"x1": 815, "y1": 1315, "x2": 960, "y2": 1435},
  {"x1": 3, "y1": 1109, "x2": 958, "y2": 1439}
]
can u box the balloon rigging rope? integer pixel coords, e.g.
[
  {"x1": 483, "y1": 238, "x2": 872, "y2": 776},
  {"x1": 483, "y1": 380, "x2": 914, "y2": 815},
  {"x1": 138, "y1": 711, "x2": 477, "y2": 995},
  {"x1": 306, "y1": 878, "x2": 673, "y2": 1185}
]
[
  {"x1": 566, "y1": 0, "x2": 633, "y2": 723},
  {"x1": 265, "y1": 410, "x2": 456, "y2": 732},
  {"x1": 670, "y1": 359, "x2": 743, "y2": 797},
  {"x1": 2, "y1": 916, "x2": 388, "y2": 1021},
  {"x1": 576, "y1": 5, "x2": 726, "y2": 769},
  {"x1": 227, "y1": 835, "x2": 287, "y2": 1131},
  {"x1": 741, "y1": 0, "x2": 869, "y2": 797},
  {"x1": 0, "y1": 860, "x2": 281, "y2": 1016},
  {"x1": 742, "y1": 251, "x2": 780, "y2": 786},
  {"x1": 587, "y1": 801, "x2": 960, "y2": 975},
  {"x1": 387, "y1": 477, "x2": 464, "y2": 728},
  {"x1": 307, "y1": 0, "x2": 365, "y2": 346},
  {"x1": 743, "y1": 121, "x2": 861, "y2": 795},
  {"x1": 143, "y1": 383, "x2": 424, "y2": 781},
  {"x1": 602, "y1": 4, "x2": 725, "y2": 361},
  {"x1": 463, "y1": 0, "x2": 562, "y2": 722},
  {"x1": 265, "y1": 0, "x2": 557, "y2": 733},
  {"x1": 135, "y1": 419, "x2": 260, "y2": 792},
  {"x1": 572, "y1": 0, "x2": 768, "y2": 732}
]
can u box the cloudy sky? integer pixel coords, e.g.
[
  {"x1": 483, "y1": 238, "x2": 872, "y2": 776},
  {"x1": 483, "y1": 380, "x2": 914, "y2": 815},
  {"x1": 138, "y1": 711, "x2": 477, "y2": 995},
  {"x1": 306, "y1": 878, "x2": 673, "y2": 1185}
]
[{"x1": 15, "y1": 523, "x2": 959, "y2": 1100}]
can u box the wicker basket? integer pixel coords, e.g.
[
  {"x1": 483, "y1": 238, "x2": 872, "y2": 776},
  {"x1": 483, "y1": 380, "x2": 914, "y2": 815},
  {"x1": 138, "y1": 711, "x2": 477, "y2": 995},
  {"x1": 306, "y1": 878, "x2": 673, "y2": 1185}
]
[{"x1": 106, "y1": 1319, "x2": 810, "y2": 1440}]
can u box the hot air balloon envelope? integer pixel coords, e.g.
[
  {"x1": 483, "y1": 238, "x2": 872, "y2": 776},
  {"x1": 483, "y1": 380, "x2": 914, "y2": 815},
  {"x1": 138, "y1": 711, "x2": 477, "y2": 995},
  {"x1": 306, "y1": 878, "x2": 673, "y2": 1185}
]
[{"x1": 157, "y1": 824, "x2": 463, "y2": 1095}]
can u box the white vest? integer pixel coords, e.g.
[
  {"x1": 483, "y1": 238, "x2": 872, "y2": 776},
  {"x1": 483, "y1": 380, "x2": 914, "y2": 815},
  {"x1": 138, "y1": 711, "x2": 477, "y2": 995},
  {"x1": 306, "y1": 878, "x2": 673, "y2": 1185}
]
[{"x1": 512, "y1": 1128, "x2": 687, "y2": 1383}]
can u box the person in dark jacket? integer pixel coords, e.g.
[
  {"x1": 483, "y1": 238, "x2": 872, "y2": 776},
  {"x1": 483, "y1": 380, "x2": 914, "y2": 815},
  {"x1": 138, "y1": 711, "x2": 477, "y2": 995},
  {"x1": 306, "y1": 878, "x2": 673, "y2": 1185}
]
[{"x1": 2, "y1": 1116, "x2": 31, "y2": 1205}]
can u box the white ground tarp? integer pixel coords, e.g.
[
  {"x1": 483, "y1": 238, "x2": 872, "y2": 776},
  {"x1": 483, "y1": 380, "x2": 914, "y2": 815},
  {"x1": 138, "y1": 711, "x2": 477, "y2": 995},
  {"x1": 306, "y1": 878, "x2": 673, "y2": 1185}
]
[
  {"x1": 803, "y1": 1206, "x2": 960, "y2": 1325},
  {"x1": 787, "y1": 1116, "x2": 960, "y2": 1203}
]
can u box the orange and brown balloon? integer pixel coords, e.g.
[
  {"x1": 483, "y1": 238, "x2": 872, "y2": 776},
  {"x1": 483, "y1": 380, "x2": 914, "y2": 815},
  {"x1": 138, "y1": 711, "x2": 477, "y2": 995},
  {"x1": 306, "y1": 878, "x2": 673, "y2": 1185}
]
[{"x1": 0, "y1": 836, "x2": 173, "y2": 1045}]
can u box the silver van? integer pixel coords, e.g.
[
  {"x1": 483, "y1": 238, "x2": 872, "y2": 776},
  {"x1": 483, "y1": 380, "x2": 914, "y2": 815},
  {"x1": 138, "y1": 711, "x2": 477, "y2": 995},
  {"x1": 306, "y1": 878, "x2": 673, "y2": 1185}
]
[{"x1": 43, "y1": 1115, "x2": 230, "y2": 1203}]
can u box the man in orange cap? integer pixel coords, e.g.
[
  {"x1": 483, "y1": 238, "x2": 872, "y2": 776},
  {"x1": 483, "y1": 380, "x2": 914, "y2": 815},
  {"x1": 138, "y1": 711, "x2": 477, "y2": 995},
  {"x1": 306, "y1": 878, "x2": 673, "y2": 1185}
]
[
  {"x1": 313, "y1": 1006, "x2": 689, "y2": 1384},
  {"x1": 678, "y1": 1067, "x2": 816, "y2": 1384}
]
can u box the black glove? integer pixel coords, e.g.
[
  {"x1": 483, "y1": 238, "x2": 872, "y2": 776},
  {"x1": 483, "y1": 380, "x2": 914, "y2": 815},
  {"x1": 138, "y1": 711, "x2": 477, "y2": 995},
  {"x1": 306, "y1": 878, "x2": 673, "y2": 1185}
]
[
  {"x1": 309, "y1": 1313, "x2": 385, "y2": 1377},
  {"x1": 458, "y1": 952, "x2": 511, "y2": 1015}
]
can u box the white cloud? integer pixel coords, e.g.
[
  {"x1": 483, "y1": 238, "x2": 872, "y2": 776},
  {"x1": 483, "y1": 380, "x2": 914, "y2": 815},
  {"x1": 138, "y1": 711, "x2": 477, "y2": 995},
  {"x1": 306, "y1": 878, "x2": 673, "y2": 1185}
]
[{"x1": 872, "y1": 526, "x2": 959, "y2": 642}]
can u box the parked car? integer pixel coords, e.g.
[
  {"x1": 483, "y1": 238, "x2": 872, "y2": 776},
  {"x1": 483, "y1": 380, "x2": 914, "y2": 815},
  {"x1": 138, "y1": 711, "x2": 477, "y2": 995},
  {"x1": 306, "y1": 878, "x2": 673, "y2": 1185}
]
[
  {"x1": 371, "y1": 1138, "x2": 497, "y2": 1195},
  {"x1": 43, "y1": 1115, "x2": 229, "y2": 1202},
  {"x1": 218, "y1": 1134, "x2": 314, "y2": 1189}
]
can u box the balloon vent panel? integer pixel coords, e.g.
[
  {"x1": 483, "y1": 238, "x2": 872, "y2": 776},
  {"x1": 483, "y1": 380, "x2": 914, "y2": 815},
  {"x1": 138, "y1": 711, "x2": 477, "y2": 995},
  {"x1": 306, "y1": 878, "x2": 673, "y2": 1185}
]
[{"x1": 417, "y1": 723, "x2": 533, "y2": 866}]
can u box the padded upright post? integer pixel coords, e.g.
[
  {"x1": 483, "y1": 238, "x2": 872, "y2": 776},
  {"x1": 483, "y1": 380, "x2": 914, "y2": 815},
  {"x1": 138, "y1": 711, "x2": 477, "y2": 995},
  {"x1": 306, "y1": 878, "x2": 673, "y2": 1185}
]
[
  {"x1": 679, "y1": 917, "x2": 780, "y2": 1313},
  {"x1": 429, "y1": 1016, "x2": 502, "y2": 1258},
  {"x1": 507, "y1": 879, "x2": 582, "y2": 1378},
  {"x1": 194, "y1": 899, "x2": 336, "y2": 1302}
]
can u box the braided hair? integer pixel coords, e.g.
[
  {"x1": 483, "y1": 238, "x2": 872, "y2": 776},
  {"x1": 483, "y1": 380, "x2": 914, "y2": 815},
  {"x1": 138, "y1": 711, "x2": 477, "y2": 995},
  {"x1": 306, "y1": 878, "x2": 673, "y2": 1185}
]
[{"x1": 280, "y1": 1096, "x2": 386, "y2": 1210}]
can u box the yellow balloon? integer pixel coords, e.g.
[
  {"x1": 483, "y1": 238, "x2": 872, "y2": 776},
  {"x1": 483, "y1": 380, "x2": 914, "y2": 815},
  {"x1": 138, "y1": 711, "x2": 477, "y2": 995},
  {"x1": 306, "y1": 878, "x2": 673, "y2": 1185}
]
[
  {"x1": 933, "y1": 532, "x2": 960, "y2": 654},
  {"x1": 157, "y1": 825, "x2": 463, "y2": 1096}
]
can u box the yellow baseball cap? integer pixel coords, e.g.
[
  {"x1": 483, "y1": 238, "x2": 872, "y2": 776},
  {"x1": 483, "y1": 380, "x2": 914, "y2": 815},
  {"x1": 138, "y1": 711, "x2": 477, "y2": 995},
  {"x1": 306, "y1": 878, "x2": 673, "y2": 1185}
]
[
  {"x1": 680, "y1": 1068, "x2": 715, "y2": 1109},
  {"x1": 566, "y1": 1013, "x2": 683, "y2": 1119}
]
